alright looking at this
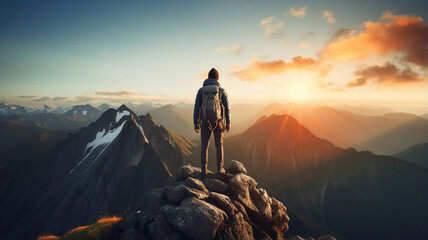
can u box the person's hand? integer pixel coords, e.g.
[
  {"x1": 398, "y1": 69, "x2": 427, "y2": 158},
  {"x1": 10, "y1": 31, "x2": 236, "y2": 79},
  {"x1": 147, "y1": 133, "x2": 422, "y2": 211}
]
[
  {"x1": 225, "y1": 124, "x2": 230, "y2": 133},
  {"x1": 194, "y1": 124, "x2": 200, "y2": 133}
]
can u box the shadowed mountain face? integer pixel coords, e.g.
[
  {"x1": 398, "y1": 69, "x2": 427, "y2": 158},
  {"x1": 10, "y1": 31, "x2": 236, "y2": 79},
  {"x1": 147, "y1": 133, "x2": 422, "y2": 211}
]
[
  {"x1": 221, "y1": 114, "x2": 428, "y2": 240},
  {"x1": 394, "y1": 142, "x2": 428, "y2": 169},
  {"x1": 233, "y1": 103, "x2": 428, "y2": 155},
  {"x1": 0, "y1": 105, "x2": 175, "y2": 240}
]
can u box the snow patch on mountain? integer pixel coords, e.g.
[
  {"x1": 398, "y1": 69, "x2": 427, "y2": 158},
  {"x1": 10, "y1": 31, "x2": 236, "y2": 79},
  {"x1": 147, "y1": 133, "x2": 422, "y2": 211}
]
[
  {"x1": 69, "y1": 119, "x2": 128, "y2": 174},
  {"x1": 116, "y1": 110, "x2": 130, "y2": 123},
  {"x1": 82, "y1": 110, "x2": 87, "y2": 116}
]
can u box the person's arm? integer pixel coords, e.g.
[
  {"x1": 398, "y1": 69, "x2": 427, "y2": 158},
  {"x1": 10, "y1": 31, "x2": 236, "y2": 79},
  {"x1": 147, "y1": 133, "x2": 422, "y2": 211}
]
[
  {"x1": 193, "y1": 88, "x2": 202, "y2": 131},
  {"x1": 221, "y1": 88, "x2": 230, "y2": 127}
]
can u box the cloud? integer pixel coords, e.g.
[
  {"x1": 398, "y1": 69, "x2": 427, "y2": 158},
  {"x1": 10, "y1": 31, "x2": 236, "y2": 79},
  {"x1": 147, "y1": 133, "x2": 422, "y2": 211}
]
[
  {"x1": 233, "y1": 56, "x2": 331, "y2": 81},
  {"x1": 288, "y1": 6, "x2": 308, "y2": 18},
  {"x1": 18, "y1": 95, "x2": 40, "y2": 99},
  {"x1": 32, "y1": 96, "x2": 50, "y2": 102},
  {"x1": 78, "y1": 92, "x2": 173, "y2": 103},
  {"x1": 260, "y1": 17, "x2": 284, "y2": 36},
  {"x1": 320, "y1": 12, "x2": 428, "y2": 67},
  {"x1": 298, "y1": 42, "x2": 310, "y2": 48},
  {"x1": 322, "y1": 10, "x2": 336, "y2": 23},
  {"x1": 52, "y1": 96, "x2": 68, "y2": 101},
  {"x1": 300, "y1": 31, "x2": 315, "y2": 40},
  {"x1": 216, "y1": 45, "x2": 242, "y2": 55},
  {"x1": 330, "y1": 28, "x2": 352, "y2": 41},
  {"x1": 347, "y1": 62, "x2": 424, "y2": 87},
  {"x1": 94, "y1": 89, "x2": 136, "y2": 96}
]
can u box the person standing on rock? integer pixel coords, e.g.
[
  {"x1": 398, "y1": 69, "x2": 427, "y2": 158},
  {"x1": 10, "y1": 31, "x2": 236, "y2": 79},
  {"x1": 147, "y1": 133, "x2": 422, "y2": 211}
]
[{"x1": 194, "y1": 68, "x2": 230, "y2": 178}]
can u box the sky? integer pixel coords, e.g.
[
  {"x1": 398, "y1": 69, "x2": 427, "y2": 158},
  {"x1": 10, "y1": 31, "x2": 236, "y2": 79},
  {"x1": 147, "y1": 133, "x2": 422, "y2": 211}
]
[{"x1": 1, "y1": 0, "x2": 427, "y2": 113}]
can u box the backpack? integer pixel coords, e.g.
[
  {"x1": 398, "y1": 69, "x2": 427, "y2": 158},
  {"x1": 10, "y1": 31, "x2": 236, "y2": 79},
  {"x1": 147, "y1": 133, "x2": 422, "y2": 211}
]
[{"x1": 201, "y1": 85, "x2": 222, "y2": 125}]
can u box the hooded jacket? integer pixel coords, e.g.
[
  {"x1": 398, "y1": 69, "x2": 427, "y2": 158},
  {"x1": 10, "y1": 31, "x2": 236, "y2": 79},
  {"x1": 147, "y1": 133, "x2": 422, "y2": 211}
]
[{"x1": 193, "y1": 78, "x2": 230, "y2": 126}]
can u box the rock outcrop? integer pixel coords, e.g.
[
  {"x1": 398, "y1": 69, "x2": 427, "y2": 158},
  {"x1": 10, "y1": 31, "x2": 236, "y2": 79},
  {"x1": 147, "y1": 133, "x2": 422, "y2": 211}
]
[{"x1": 118, "y1": 160, "x2": 290, "y2": 240}]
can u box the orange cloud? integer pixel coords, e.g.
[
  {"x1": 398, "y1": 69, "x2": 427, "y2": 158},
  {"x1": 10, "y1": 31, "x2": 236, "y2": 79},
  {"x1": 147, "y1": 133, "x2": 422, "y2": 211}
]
[
  {"x1": 298, "y1": 42, "x2": 310, "y2": 48},
  {"x1": 320, "y1": 12, "x2": 428, "y2": 67},
  {"x1": 233, "y1": 56, "x2": 330, "y2": 81},
  {"x1": 347, "y1": 62, "x2": 424, "y2": 87}
]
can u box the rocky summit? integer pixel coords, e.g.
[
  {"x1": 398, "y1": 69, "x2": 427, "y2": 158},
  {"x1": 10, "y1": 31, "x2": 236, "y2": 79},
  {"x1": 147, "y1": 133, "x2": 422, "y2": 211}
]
[{"x1": 118, "y1": 160, "x2": 290, "y2": 240}]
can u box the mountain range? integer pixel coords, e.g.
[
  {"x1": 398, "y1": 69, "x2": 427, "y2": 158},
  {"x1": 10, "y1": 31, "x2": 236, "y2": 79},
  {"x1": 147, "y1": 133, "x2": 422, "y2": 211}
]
[
  {"x1": 231, "y1": 103, "x2": 428, "y2": 155},
  {"x1": 0, "y1": 105, "x2": 188, "y2": 239},
  {"x1": 1, "y1": 103, "x2": 427, "y2": 240},
  {"x1": 215, "y1": 114, "x2": 428, "y2": 240},
  {"x1": 393, "y1": 142, "x2": 428, "y2": 169}
]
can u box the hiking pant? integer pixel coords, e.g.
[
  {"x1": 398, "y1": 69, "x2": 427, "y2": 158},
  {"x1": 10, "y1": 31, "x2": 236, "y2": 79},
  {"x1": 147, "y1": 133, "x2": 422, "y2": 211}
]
[{"x1": 200, "y1": 120, "x2": 224, "y2": 173}]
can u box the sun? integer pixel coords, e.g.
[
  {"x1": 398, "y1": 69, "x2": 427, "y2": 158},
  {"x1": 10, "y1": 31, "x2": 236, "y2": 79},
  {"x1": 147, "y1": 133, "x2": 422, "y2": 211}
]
[{"x1": 289, "y1": 83, "x2": 311, "y2": 102}]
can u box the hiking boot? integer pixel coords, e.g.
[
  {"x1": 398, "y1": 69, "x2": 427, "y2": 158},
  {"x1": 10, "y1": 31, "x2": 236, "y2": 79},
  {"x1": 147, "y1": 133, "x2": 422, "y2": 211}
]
[{"x1": 218, "y1": 167, "x2": 226, "y2": 175}]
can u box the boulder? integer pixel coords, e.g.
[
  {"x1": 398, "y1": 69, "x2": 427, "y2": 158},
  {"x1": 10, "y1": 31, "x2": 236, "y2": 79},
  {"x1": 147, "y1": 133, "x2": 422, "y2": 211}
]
[
  {"x1": 134, "y1": 211, "x2": 153, "y2": 235},
  {"x1": 165, "y1": 184, "x2": 209, "y2": 204},
  {"x1": 229, "y1": 173, "x2": 258, "y2": 212},
  {"x1": 230, "y1": 212, "x2": 254, "y2": 240},
  {"x1": 147, "y1": 214, "x2": 181, "y2": 240},
  {"x1": 250, "y1": 188, "x2": 273, "y2": 224},
  {"x1": 120, "y1": 228, "x2": 147, "y2": 240},
  {"x1": 269, "y1": 197, "x2": 290, "y2": 236},
  {"x1": 118, "y1": 211, "x2": 139, "y2": 231},
  {"x1": 162, "y1": 197, "x2": 227, "y2": 240},
  {"x1": 120, "y1": 162, "x2": 290, "y2": 240},
  {"x1": 147, "y1": 188, "x2": 166, "y2": 214},
  {"x1": 208, "y1": 192, "x2": 238, "y2": 217},
  {"x1": 174, "y1": 165, "x2": 202, "y2": 181},
  {"x1": 203, "y1": 178, "x2": 229, "y2": 193},
  {"x1": 227, "y1": 160, "x2": 247, "y2": 174},
  {"x1": 185, "y1": 177, "x2": 208, "y2": 193}
]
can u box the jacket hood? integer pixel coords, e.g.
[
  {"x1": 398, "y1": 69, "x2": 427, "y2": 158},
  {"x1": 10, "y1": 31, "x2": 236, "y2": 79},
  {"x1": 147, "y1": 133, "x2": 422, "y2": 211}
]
[{"x1": 203, "y1": 78, "x2": 220, "y2": 87}]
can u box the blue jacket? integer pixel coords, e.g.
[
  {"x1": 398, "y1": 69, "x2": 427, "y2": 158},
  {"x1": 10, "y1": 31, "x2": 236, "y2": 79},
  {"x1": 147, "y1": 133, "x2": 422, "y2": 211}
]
[{"x1": 193, "y1": 78, "x2": 230, "y2": 126}]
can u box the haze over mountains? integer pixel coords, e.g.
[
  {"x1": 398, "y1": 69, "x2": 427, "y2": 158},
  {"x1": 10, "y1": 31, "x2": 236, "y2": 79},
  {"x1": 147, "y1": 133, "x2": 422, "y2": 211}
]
[
  {"x1": 231, "y1": 103, "x2": 428, "y2": 155},
  {"x1": 0, "y1": 102, "x2": 427, "y2": 239}
]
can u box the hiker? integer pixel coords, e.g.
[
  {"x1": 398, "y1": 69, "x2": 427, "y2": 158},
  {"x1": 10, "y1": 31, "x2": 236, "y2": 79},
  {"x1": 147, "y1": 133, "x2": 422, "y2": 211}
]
[{"x1": 194, "y1": 68, "x2": 230, "y2": 178}]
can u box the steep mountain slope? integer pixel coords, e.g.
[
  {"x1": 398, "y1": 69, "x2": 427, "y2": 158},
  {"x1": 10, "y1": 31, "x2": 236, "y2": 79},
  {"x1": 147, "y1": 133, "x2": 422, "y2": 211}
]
[
  {"x1": 140, "y1": 113, "x2": 197, "y2": 173},
  {"x1": 148, "y1": 104, "x2": 198, "y2": 140},
  {"x1": 0, "y1": 105, "x2": 172, "y2": 240},
  {"x1": 393, "y1": 142, "x2": 428, "y2": 169},
  {"x1": 233, "y1": 103, "x2": 428, "y2": 154},
  {"x1": 220, "y1": 114, "x2": 428, "y2": 240}
]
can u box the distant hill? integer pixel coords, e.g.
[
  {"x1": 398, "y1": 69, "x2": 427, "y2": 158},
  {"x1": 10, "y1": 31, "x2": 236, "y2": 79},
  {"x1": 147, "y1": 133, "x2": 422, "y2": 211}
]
[
  {"x1": 393, "y1": 142, "x2": 428, "y2": 169},
  {"x1": 210, "y1": 114, "x2": 428, "y2": 240},
  {"x1": 421, "y1": 113, "x2": 428, "y2": 120},
  {"x1": 148, "y1": 104, "x2": 198, "y2": 140},
  {"x1": 0, "y1": 104, "x2": 102, "y2": 130},
  {"x1": 232, "y1": 103, "x2": 428, "y2": 154},
  {"x1": 0, "y1": 125, "x2": 70, "y2": 168},
  {"x1": 333, "y1": 104, "x2": 395, "y2": 116}
]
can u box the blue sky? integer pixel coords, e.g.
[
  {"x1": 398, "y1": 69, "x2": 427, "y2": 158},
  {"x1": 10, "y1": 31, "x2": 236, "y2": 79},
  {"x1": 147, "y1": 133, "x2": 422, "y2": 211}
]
[{"x1": 1, "y1": 0, "x2": 427, "y2": 111}]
